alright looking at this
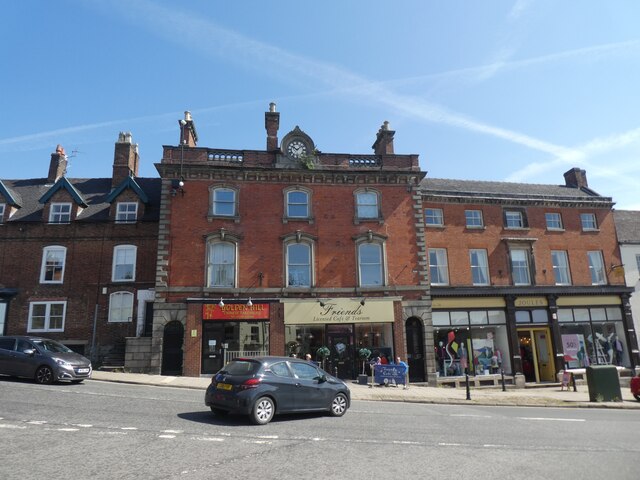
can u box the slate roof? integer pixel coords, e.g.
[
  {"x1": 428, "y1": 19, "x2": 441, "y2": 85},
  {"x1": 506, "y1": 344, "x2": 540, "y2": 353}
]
[
  {"x1": 613, "y1": 210, "x2": 640, "y2": 244},
  {"x1": 0, "y1": 177, "x2": 162, "y2": 223},
  {"x1": 420, "y1": 177, "x2": 613, "y2": 205}
]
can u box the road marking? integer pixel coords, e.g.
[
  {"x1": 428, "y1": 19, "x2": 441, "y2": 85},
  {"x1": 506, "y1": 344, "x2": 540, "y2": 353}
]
[
  {"x1": 0, "y1": 424, "x2": 27, "y2": 429},
  {"x1": 483, "y1": 444, "x2": 508, "y2": 448},
  {"x1": 245, "y1": 440, "x2": 272, "y2": 444},
  {"x1": 72, "y1": 424, "x2": 93, "y2": 428},
  {"x1": 438, "y1": 442, "x2": 462, "y2": 446},
  {"x1": 121, "y1": 427, "x2": 138, "y2": 430},
  {"x1": 194, "y1": 437, "x2": 225, "y2": 442},
  {"x1": 97, "y1": 431, "x2": 128, "y2": 435},
  {"x1": 162, "y1": 429, "x2": 183, "y2": 433},
  {"x1": 56, "y1": 428, "x2": 80, "y2": 432},
  {"x1": 159, "y1": 434, "x2": 176, "y2": 439},
  {"x1": 519, "y1": 417, "x2": 585, "y2": 422},
  {"x1": 392, "y1": 440, "x2": 421, "y2": 445},
  {"x1": 26, "y1": 420, "x2": 47, "y2": 425},
  {"x1": 450, "y1": 414, "x2": 492, "y2": 418},
  {"x1": 257, "y1": 435, "x2": 279, "y2": 439}
]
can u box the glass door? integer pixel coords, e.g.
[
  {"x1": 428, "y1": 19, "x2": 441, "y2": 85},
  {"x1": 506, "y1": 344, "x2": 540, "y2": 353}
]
[{"x1": 326, "y1": 325, "x2": 354, "y2": 379}]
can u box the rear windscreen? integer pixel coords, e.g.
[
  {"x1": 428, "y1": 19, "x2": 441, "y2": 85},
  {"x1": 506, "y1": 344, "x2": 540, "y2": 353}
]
[{"x1": 222, "y1": 360, "x2": 261, "y2": 376}]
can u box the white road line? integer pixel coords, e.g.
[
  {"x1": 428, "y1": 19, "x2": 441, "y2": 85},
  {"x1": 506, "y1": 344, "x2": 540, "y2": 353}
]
[
  {"x1": 72, "y1": 424, "x2": 93, "y2": 428},
  {"x1": 159, "y1": 434, "x2": 176, "y2": 439},
  {"x1": 194, "y1": 437, "x2": 225, "y2": 442},
  {"x1": 438, "y1": 442, "x2": 462, "y2": 446},
  {"x1": 450, "y1": 414, "x2": 492, "y2": 418},
  {"x1": 56, "y1": 428, "x2": 80, "y2": 432},
  {"x1": 519, "y1": 417, "x2": 586, "y2": 422},
  {"x1": 120, "y1": 427, "x2": 138, "y2": 430},
  {"x1": 26, "y1": 420, "x2": 47, "y2": 425},
  {"x1": 256, "y1": 435, "x2": 279, "y2": 439},
  {"x1": 0, "y1": 424, "x2": 27, "y2": 429},
  {"x1": 392, "y1": 440, "x2": 421, "y2": 445},
  {"x1": 162, "y1": 429, "x2": 183, "y2": 433},
  {"x1": 245, "y1": 440, "x2": 272, "y2": 444}
]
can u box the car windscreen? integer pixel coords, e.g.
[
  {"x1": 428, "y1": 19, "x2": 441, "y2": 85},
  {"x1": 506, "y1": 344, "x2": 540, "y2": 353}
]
[
  {"x1": 220, "y1": 360, "x2": 261, "y2": 376},
  {"x1": 32, "y1": 339, "x2": 73, "y2": 353}
]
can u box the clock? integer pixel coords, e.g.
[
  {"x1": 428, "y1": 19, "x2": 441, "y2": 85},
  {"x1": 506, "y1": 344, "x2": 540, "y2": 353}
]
[{"x1": 286, "y1": 139, "x2": 307, "y2": 159}]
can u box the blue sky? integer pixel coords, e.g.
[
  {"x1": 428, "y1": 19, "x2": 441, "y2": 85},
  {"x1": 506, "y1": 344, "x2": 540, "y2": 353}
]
[{"x1": 2, "y1": 1, "x2": 640, "y2": 209}]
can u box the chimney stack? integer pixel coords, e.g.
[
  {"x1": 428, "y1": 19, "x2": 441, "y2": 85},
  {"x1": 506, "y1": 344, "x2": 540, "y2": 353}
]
[
  {"x1": 112, "y1": 132, "x2": 140, "y2": 187},
  {"x1": 47, "y1": 144, "x2": 68, "y2": 183},
  {"x1": 372, "y1": 121, "x2": 395, "y2": 155},
  {"x1": 265, "y1": 102, "x2": 280, "y2": 151},
  {"x1": 179, "y1": 111, "x2": 198, "y2": 147},
  {"x1": 563, "y1": 167, "x2": 588, "y2": 189}
]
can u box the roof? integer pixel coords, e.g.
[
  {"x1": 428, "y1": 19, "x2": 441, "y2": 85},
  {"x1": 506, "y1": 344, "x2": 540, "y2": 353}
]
[
  {"x1": 614, "y1": 210, "x2": 640, "y2": 244},
  {"x1": 420, "y1": 177, "x2": 613, "y2": 206},
  {"x1": 0, "y1": 177, "x2": 162, "y2": 223}
]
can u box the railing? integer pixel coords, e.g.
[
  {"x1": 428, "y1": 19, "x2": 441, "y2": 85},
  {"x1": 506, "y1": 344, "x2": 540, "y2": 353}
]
[
  {"x1": 348, "y1": 156, "x2": 381, "y2": 167},
  {"x1": 223, "y1": 350, "x2": 267, "y2": 365},
  {"x1": 208, "y1": 150, "x2": 244, "y2": 163}
]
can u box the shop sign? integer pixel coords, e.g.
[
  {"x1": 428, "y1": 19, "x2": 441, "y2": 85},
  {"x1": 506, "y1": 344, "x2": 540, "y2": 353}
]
[
  {"x1": 514, "y1": 297, "x2": 547, "y2": 308},
  {"x1": 203, "y1": 303, "x2": 269, "y2": 320},
  {"x1": 373, "y1": 364, "x2": 407, "y2": 385},
  {"x1": 284, "y1": 299, "x2": 393, "y2": 325}
]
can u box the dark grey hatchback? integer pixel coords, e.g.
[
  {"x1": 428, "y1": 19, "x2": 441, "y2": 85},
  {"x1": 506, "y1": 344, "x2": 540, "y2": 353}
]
[
  {"x1": 205, "y1": 356, "x2": 350, "y2": 425},
  {"x1": 0, "y1": 336, "x2": 92, "y2": 384}
]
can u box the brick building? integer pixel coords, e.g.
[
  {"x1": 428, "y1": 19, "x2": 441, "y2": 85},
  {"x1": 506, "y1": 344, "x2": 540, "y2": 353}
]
[
  {"x1": 614, "y1": 210, "x2": 640, "y2": 341},
  {"x1": 146, "y1": 106, "x2": 431, "y2": 380},
  {"x1": 421, "y1": 171, "x2": 638, "y2": 385},
  {"x1": 0, "y1": 134, "x2": 160, "y2": 364}
]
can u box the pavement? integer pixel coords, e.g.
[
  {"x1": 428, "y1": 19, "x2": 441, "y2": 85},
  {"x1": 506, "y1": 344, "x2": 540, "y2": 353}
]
[{"x1": 91, "y1": 370, "x2": 640, "y2": 409}]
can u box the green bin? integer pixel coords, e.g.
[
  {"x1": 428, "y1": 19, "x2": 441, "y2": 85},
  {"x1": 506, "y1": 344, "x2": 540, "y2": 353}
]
[{"x1": 585, "y1": 365, "x2": 622, "y2": 402}]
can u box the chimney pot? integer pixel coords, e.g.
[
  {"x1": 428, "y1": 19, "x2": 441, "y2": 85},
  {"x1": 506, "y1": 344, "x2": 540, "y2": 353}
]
[
  {"x1": 269, "y1": 102, "x2": 277, "y2": 113},
  {"x1": 184, "y1": 111, "x2": 192, "y2": 122}
]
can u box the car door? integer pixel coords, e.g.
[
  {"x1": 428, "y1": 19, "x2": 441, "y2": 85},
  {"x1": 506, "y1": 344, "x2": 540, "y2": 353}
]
[
  {"x1": 0, "y1": 337, "x2": 17, "y2": 375},
  {"x1": 264, "y1": 361, "x2": 298, "y2": 413},
  {"x1": 13, "y1": 339, "x2": 39, "y2": 378},
  {"x1": 289, "y1": 361, "x2": 333, "y2": 411}
]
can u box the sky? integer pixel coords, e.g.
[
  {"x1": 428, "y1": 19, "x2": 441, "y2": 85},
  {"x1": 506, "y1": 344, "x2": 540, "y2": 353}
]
[{"x1": 2, "y1": 1, "x2": 640, "y2": 209}]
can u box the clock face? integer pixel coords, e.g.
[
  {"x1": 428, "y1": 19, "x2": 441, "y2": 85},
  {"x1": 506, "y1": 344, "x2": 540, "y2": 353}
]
[{"x1": 287, "y1": 140, "x2": 307, "y2": 159}]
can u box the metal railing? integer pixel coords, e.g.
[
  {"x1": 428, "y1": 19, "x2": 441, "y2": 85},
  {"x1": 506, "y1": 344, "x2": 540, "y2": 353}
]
[{"x1": 223, "y1": 350, "x2": 267, "y2": 365}]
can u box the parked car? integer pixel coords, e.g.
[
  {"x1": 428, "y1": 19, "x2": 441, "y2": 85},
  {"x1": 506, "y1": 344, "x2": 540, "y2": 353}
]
[
  {"x1": 205, "y1": 356, "x2": 350, "y2": 425},
  {"x1": 0, "y1": 336, "x2": 92, "y2": 384},
  {"x1": 631, "y1": 373, "x2": 640, "y2": 401}
]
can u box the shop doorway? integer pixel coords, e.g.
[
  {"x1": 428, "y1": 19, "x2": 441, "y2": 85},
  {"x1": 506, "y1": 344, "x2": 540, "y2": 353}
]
[
  {"x1": 202, "y1": 322, "x2": 226, "y2": 375},
  {"x1": 405, "y1": 317, "x2": 425, "y2": 382},
  {"x1": 161, "y1": 321, "x2": 184, "y2": 375},
  {"x1": 326, "y1": 325, "x2": 354, "y2": 379},
  {"x1": 517, "y1": 327, "x2": 555, "y2": 383}
]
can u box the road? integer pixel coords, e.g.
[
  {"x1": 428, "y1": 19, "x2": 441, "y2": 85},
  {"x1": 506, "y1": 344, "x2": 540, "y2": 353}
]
[{"x1": 1, "y1": 377, "x2": 638, "y2": 480}]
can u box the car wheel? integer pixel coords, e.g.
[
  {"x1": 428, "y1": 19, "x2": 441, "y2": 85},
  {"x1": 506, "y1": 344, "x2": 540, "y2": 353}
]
[
  {"x1": 251, "y1": 396, "x2": 275, "y2": 425},
  {"x1": 329, "y1": 393, "x2": 348, "y2": 417},
  {"x1": 210, "y1": 407, "x2": 228, "y2": 416},
  {"x1": 35, "y1": 366, "x2": 54, "y2": 385},
  {"x1": 634, "y1": 394, "x2": 640, "y2": 402}
]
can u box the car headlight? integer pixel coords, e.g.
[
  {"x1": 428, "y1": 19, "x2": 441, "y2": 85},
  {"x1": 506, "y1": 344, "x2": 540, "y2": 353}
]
[{"x1": 55, "y1": 358, "x2": 71, "y2": 367}]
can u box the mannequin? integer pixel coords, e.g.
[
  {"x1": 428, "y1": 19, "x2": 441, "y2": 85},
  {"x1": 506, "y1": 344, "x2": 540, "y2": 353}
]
[
  {"x1": 436, "y1": 341, "x2": 446, "y2": 375},
  {"x1": 458, "y1": 343, "x2": 468, "y2": 373}
]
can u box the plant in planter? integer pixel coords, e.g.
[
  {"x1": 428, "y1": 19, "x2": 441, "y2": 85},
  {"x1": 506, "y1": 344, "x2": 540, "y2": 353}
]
[
  {"x1": 286, "y1": 341, "x2": 300, "y2": 357},
  {"x1": 316, "y1": 346, "x2": 330, "y2": 371},
  {"x1": 358, "y1": 348, "x2": 372, "y2": 375}
]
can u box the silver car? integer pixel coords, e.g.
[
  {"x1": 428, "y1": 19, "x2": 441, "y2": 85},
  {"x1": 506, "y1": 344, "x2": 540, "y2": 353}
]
[{"x1": 0, "y1": 336, "x2": 92, "y2": 384}]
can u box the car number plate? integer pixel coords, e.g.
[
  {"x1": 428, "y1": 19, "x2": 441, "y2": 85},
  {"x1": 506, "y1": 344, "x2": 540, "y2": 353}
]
[
  {"x1": 77, "y1": 368, "x2": 90, "y2": 374},
  {"x1": 216, "y1": 383, "x2": 232, "y2": 391}
]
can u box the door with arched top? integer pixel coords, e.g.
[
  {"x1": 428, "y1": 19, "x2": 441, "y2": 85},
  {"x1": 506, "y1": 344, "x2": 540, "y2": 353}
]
[
  {"x1": 162, "y1": 321, "x2": 184, "y2": 375},
  {"x1": 405, "y1": 317, "x2": 425, "y2": 382}
]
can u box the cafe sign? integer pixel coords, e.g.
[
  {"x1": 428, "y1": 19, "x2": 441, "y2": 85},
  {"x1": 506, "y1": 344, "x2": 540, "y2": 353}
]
[
  {"x1": 203, "y1": 303, "x2": 269, "y2": 321},
  {"x1": 284, "y1": 299, "x2": 393, "y2": 325}
]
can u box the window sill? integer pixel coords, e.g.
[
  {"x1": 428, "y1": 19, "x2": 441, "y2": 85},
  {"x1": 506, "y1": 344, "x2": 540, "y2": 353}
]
[
  {"x1": 283, "y1": 216, "x2": 315, "y2": 225},
  {"x1": 582, "y1": 229, "x2": 600, "y2": 233},
  {"x1": 504, "y1": 227, "x2": 529, "y2": 231},
  {"x1": 546, "y1": 228, "x2": 565, "y2": 232},
  {"x1": 465, "y1": 226, "x2": 486, "y2": 231},
  {"x1": 207, "y1": 214, "x2": 240, "y2": 223},
  {"x1": 354, "y1": 217, "x2": 384, "y2": 225}
]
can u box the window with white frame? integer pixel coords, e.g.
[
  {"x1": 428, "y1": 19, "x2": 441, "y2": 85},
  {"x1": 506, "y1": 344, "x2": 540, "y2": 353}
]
[
  {"x1": 587, "y1": 251, "x2": 606, "y2": 285},
  {"x1": 545, "y1": 212, "x2": 563, "y2": 230},
  {"x1": 469, "y1": 249, "x2": 489, "y2": 285},
  {"x1": 40, "y1": 246, "x2": 66, "y2": 283},
  {"x1": 0, "y1": 203, "x2": 5, "y2": 223},
  {"x1": 207, "y1": 241, "x2": 236, "y2": 287},
  {"x1": 108, "y1": 292, "x2": 134, "y2": 323},
  {"x1": 116, "y1": 202, "x2": 138, "y2": 223},
  {"x1": 358, "y1": 242, "x2": 384, "y2": 286},
  {"x1": 49, "y1": 203, "x2": 72, "y2": 223},
  {"x1": 211, "y1": 187, "x2": 237, "y2": 217},
  {"x1": 504, "y1": 210, "x2": 525, "y2": 228},
  {"x1": 285, "y1": 189, "x2": 309, "y2": 219},
  {"x1": 112, "y1": 245, "x2": 137, "y2": 282},
  {"x1": 28, "y1": 301, "x2": 66, "y2": 332},
  {"x1": 425, "y1": 208, "x2": 444, "y2": 226},
  {"x1": 465, "y1": 210, "x2": 484, "y2": 228},
  {"x1": 510, "y1": 248, "x2": 531, "y2": 285},
  {"x1": 286, "y1": 242, "x2": 312, "y2": 287},
  {"x1": 551, "y1": 250, "x2": 572, "y2": 285},
  {"x1": 429, "y1": 248, "x2": 449, "y2": 285},
  {"x1": 355, "y1": 190, "x2": 379, "y2": 220},
  {"x1": 581, "y1": 213, "x2": 598, "y2": 231}
]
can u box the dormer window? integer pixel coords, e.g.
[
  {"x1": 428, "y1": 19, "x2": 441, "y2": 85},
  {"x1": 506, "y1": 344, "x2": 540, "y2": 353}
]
[
  {"x1": 49, "y1": 203, "x2": 72, "y2": 224},
  {"x1": 116, "y1": 202, "x2": 138, "y2": 223}
]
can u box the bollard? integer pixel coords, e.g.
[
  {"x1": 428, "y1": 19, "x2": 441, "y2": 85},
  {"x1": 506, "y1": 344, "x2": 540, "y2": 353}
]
[
  {"x1": 465, "y1": 373, "x2": 471, "y2": 400},
  {"x1": 501, "y1": 368, "x2": 506, "y2": 392},
  {"x1": 571, "y1": 372, "x2": 577, "y2": 392},
  {"x1": 334, "y1": 366, "x2": 338, "y2": 378}
]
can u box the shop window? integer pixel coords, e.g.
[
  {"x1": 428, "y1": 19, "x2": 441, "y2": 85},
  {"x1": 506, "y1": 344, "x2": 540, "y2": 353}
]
[
  {"x1": 112, "y1": 245, "x2": 137, "y2": 282},
  {"x1": 469, "y1": 249, "x2": 489, "y2": 285},
  {"x1": 285, "y1": 325, "x2": 325, "y2": 358},
  {"x1": 425, "y1": 208, "x2": 444, "y2": 227},
  {"x1": 545, "y1": 212, "x2": 563, "y2": 230},
  {"x1": 40, "y1": 246, "x2": 66, "y2": 284},
  {"x1": 109, "y1": 292, "x2": 134, "y2": 323},
  {"x1": 429, "y1": 248, "x2": 449, "y2": 285},
  {"x1": 587, "y1": 251, "x2": 606, "y2": 285},
  {"x1": 207, "y1": 241, "x2": 236, "y2": 287},
  {"x1": 49, "y1": 202, "x2": 72, "y2": 224}
]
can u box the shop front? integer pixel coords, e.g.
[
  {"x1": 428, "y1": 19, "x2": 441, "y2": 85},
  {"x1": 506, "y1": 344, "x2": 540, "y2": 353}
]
[
  {"x1": 283, "y1": 298, "x2": 396, "y2": 380},
  {"x1": 200, "y1": 302, "x2": 271, "y2": 375}
]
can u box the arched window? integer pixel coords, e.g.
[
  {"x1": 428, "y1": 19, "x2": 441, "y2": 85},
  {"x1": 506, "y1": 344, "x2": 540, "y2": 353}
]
[
  {"x1": 207, "y1": 241, "x2": 237, "y2": 287},
  {"x1": 283, "y1": 186, "x2": 312, "y2": 221},
  {"x1": 210, "y1": 186, "x2": 238, "y2": 217}
]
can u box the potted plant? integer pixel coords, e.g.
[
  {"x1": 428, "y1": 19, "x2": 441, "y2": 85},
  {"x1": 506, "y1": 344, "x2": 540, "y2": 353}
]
[
  {"x1": 316, "y1": 346, "x2": 330, "y2": 371},
  {"x1": 358, "y1": 348, "x2": 371, "y2": 385},
  {"x1": 286, "y1": 341, "x2": 299, "y2": 357}
]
